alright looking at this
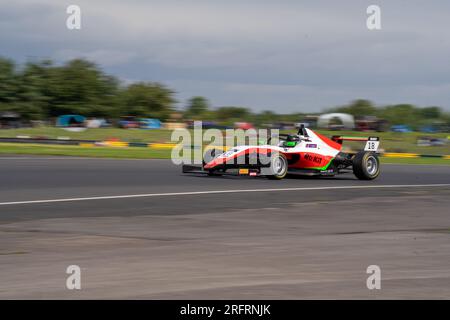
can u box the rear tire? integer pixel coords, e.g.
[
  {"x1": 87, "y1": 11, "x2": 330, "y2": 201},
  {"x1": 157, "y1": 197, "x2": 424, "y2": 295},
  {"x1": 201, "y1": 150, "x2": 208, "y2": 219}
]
[
  {"x1": 352, "y1": 151, "x2": 380, "y2": 180},
  {"x1": 267, "y1": 153, "x2": 288, "y2": 180}
]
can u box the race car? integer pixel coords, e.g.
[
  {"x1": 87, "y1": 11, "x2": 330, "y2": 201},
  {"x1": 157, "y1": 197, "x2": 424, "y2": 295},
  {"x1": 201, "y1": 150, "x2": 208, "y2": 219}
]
[{"x1": 182, "y1": 125, "x2": 381, "y2": 180}]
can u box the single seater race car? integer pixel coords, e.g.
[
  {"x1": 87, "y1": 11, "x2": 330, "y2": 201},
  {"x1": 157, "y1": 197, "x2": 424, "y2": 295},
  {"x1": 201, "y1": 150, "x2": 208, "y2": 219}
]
[{"x1": 182, "y1": 125, "x2": 381, "y2": 180}]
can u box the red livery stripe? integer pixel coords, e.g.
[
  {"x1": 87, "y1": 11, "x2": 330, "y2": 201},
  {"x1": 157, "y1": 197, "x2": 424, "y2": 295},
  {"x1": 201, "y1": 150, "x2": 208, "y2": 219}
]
[{"x1": 315, "y1": 133, "x2": 342, "y2": 150}]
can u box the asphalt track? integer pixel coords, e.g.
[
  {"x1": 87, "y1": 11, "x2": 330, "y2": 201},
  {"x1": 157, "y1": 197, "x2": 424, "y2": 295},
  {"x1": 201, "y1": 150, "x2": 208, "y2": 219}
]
[{"x1": 0, "y1": 156, "x2": 449, "y2": 298}]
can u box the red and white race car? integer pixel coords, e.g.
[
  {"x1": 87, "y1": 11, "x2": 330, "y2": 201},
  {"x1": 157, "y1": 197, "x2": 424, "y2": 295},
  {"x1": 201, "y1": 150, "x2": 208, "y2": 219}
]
[{"x1": 182, "y1": 125, "x2": 381, "y2": 180}]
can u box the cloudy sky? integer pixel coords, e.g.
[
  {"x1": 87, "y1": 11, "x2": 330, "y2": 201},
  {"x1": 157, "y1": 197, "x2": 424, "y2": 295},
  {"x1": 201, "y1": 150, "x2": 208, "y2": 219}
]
[{"x1": 1, "y1": 0, "x2": 450, "y2": 112}]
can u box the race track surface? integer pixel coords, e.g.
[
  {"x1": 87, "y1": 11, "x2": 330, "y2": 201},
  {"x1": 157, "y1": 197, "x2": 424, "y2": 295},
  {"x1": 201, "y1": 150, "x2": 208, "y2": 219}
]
[{"x1": 0, "y1": 156, "x2": 449, "y2": 298}]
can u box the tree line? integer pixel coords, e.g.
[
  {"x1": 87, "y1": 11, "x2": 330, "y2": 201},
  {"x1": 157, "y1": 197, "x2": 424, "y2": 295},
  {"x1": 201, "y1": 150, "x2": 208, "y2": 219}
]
[
  {"x1": 0, "y1": 57, "x2": 174, "y2": 120},
  {"x1": 1, "y1": 57, "x2": 449, "y2": 129},
  {"x1": 184, "y1": 98, "x2": 450, "y2": 129},
  {"x1": 326, "y1": 99, "x2": 450, "y2": 129}
]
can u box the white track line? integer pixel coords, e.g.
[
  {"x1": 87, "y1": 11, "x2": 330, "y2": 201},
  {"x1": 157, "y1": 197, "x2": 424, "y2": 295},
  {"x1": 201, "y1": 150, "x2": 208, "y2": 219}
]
[{"x1": 1, "y1": 184, "x2": 450, "y2": 206}]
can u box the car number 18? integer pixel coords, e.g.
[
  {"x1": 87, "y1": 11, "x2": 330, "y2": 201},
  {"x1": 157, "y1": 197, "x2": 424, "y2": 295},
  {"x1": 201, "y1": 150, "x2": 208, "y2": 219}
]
[{"x1": 364, "y1": 140, "x2": 380, "y2": 151}]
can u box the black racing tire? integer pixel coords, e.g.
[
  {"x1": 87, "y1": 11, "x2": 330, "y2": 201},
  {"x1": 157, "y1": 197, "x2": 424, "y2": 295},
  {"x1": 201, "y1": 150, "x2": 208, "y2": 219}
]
[
  {"x1": 352, "y1": 151, "x2": 380, "y2": 180},
  {"x1": 207, "y1": 170, "x2": 222, "y2": 176},
  {"x1": 267, "y1": 153, "x2": 288, "y2": 180}
]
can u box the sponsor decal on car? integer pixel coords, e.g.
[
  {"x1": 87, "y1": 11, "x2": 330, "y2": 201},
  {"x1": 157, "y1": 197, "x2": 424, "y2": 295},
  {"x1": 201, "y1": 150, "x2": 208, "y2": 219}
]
[
  {"x1": 239, "y1": 168, "x2": 249, "y2": 175},
  {"x1": 304, "y1": 153, "x2": 323, "y2": 165},
  {"x1": 306, "y1": 144, "x2": 317, "y2": 148}
]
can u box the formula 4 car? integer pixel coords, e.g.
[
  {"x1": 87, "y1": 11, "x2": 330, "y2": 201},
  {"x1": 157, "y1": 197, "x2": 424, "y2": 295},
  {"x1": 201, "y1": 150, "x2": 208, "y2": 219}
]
[{"x1": 182, "y1": 125, "x2": 381, "y2": 180}]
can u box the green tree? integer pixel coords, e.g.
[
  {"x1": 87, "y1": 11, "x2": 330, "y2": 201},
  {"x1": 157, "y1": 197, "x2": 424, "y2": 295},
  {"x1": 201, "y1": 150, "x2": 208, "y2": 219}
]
[
  {"x1": 0, "y1": 58, "x2": 18, "y2": 107},
  {"x1": 118, "y1": 82, "x2": 175, "y2": 120},
  {"x1": 420, "y1": 106, "x2": 441, "y2": 119},
  {"x1": 331, "y1": 99, "x2": 377, "y2": 117},
  {"x1": 10, "y1": 60, "x2": 55, "y2": 120},
  {"x1": 254, "y1": 110, "x2": 276, "y2": 126},
  {"x1": 216, "y1": 106, "x2": 251, "y2": 120},
  {"x1": 44, "y1": 59, "x2": 119, "y2": 117},
  {"x1": 185, "y1": 96, "x2": 209, "y2": 119},
  {"x1": 379, "y1": 104, "x2": 421, "y2": 127}
]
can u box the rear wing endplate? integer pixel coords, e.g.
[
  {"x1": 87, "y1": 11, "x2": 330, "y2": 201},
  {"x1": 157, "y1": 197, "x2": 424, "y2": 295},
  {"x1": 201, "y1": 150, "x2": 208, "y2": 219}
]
[{"x1": 331, "y1": 136, "x2": 380, "y2": 152}]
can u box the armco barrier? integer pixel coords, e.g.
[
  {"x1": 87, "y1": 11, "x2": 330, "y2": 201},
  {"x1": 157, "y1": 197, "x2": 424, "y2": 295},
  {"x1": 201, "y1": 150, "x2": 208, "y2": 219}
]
[
  {"x1": 128, "y1": 142, "x2": 148, "y2": 148},
  {"x1": 0, "y1": 137, "x2": 91, "y2": 145}
]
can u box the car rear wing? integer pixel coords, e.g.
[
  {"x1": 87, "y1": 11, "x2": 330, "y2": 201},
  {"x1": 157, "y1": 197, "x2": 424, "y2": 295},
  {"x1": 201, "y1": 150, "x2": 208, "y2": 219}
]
[{"x1": 331, "y1": 136, "x2": 380, "y2": 152}]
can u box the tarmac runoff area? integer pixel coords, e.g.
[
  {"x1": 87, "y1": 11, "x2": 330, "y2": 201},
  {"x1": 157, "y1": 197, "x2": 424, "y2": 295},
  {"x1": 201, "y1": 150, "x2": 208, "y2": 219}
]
[{"x1": 0, "y1": 156, "x2": 449, "y2": 299}]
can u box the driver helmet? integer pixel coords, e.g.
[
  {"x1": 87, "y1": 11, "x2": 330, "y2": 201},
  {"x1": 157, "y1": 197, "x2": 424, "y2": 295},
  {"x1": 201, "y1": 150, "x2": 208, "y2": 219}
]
[{"x1": 284, "y1": 135, "x2": 300, "y2": 147}]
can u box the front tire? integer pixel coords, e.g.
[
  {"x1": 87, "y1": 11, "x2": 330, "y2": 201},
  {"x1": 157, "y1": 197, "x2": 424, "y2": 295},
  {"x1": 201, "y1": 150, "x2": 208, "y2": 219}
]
[
  {"x1": 352, "y1": 151, "x2": 380, "y2": 180},
  {"x1": 203, "y1": 148, "x2": 223, "y2": 176},
  {"x1": 267, "y1": 153, "x2": 288, "y2": 180},
  {"x1": 203, "y1": 148, "x2": 222, "y2": 165}
]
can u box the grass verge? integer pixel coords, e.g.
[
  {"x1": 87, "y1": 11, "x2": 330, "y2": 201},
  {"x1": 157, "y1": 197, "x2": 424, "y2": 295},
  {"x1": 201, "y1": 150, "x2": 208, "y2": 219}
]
[
  {"x1": 0, "y1": 143, "x2": 171, "y2": 159},
  {"x1": 0, "y1": 143, "x2": 449, "y2": 165}
]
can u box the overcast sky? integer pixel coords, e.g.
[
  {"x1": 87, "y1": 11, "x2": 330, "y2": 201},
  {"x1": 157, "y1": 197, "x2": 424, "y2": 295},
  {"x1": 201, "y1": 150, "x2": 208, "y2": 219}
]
[{"x1": 1, "y1": 0, "x2": 450, "y2": 112}]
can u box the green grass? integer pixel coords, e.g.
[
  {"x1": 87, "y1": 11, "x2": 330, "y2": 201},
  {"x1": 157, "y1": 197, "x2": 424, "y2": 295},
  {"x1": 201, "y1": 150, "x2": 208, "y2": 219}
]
[
  {"x1": 2, "y1": 126, "x2": 448, "y2": 155},
  {"x1": 0, "y1": 142, "x2": 449, "y2": 165},
  {"x1": 0, "y1": 127, "x2": 173, "y2": 143},
  {"x1": 0, "y1": 143, "x2": 171, "y2": 159}
]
